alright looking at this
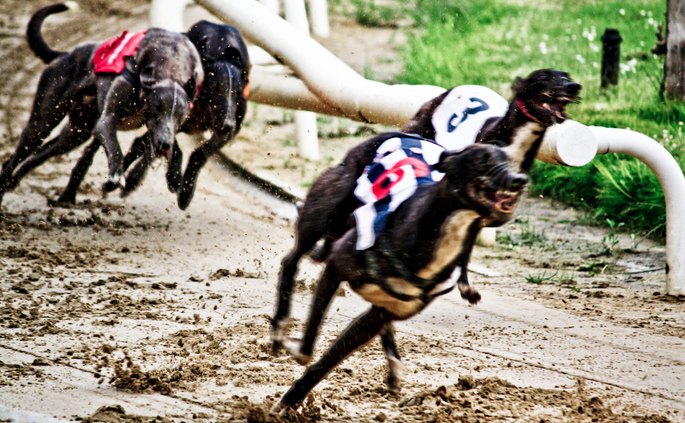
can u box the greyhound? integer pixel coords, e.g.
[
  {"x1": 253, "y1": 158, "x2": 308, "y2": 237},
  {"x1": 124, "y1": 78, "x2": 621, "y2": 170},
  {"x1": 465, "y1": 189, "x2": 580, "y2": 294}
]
[
  {"x1": 271, "y1": 69, "x2": 581, "y2": 351},
  {"x1": 0, "y1": 3, "x2": 203, "y2": 204},
  {"x1": 274, "y1": 143, "x2": 529, "y2": 410},
  {"x1": 59, "y1": 20, "x2": 251, "y2": 209}
]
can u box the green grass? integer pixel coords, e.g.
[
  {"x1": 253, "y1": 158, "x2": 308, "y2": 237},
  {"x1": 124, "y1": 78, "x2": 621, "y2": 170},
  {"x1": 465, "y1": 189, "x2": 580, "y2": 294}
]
[{"x1": 383, "y1": 0, "x2": 681, "y2": 240}]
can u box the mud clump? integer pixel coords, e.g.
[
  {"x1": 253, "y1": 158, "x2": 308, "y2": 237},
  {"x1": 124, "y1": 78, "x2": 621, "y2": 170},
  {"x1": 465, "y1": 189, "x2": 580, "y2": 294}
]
[
  {"x1": 82, "y1": 405, "x2": 170, "y2": 422},
  {"x1": 398, "y1": 377, "x2": 670, "y2": 422},
  {"x1": 110, "y1": 355, "x2": 174, "y2": 395},
  {"x1": 243, "y1": 395, "x2": 322, "y2": 423}
]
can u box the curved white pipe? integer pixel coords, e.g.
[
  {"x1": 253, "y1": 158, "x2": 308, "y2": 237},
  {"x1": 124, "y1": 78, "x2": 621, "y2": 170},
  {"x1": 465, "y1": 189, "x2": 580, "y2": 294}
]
[
  {"x1": 194, "y1": 0, "x2": 446, "y2": 126},
  {"x1": 538, "y1": 120, "x2": 598, "y2": 166},
  {"x1": 590, "y1": 127, "x2": 685, "y2": 295}
]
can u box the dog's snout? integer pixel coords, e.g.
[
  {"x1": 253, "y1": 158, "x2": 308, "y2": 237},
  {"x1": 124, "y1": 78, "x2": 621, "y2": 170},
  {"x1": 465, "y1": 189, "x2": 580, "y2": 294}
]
[
  {"x1": 510, "y1": 173, "x2": 529, "y2": 190},
  {"x1": 565, "y1": 81, "x2": 582, "y2": 96}
]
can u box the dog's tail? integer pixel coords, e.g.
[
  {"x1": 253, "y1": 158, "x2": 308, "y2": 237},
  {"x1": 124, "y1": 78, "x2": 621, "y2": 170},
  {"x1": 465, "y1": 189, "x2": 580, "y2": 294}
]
[{"x1": 26, "y1": 2, "x2": 78, "y2": 64}]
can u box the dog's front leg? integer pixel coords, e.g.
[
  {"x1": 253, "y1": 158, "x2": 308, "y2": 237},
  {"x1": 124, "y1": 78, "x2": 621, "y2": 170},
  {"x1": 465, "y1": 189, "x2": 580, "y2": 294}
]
[
  {"x1": 177, "y1": 132, "x2": 225, "y2": 210},
  {"x1": 380, "y1": 323, "x2": 403, "y2": 393},
  {"x1": 456, "y1": 220, "x2": 483, "y2": 304},
  {"x1": 166, "y1": 140, "x2": 183, "y2": 193},
  {"x1": 283, "y1": 265, "x2": 343, "y2": 365},
  {"x1": 122, "y1": 133, "x2": 154, "y2": 197},
  {"x1": 95, "y1": 77, "x2": 135, "y2": 193},
  {"x1": 122, "y1": 132, "x2": 150, "y2": 172},
  {"x1": 94, "y1": 110, "x2": 125, "y2": 193},
  {"x1": 275, "y1": 306, "x2": 391, "y2": 412}
]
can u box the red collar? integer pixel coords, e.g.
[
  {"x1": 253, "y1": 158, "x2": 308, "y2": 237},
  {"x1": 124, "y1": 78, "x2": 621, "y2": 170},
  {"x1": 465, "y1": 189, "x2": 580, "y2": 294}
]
[{"x1": 516, "y1": 99, "x2": 542, "y2": 124}]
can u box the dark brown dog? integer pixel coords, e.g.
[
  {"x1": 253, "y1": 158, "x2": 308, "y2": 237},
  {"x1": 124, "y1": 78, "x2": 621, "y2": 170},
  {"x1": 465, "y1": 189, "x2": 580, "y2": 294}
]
[
  {"x1": 0, "y1": 3, "x2": 203, "y2": 204},
  {"x1": 0, "y1": 3, "x2": 99, "y2": 203},
  {"x1": 271, "y1": 69, "x2": 581, "y2": 350},
  {"x1": 274, "y1": 143, "x2": 529, "y2": 410}
]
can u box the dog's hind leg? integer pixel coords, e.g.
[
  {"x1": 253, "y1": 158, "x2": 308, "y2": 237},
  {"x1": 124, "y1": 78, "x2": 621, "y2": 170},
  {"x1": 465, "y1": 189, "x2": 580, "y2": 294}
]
[
  {"x1": 272, "y1": 215, "x2": 331, "y2": 354},
  {"x1": 8, "y1": 107, "x2": 98, "y2": 193},
  {"x1": 177, "y1": 132, "x2": 225, "y2": 210},
  {"x1": 53, "y1": 139, "x2": 101, "y2": 205},
  {"x1": 276, "y1": 306, "x2": 391, "y2": 411},
  {"x1": 0, "y1": 69, "x2": 72, "y2": 189},
  {"x1": 380, "y1": 323, "x2": 403, "y2": 393},
  {"x1": 272, "y1": 170, "x2": 359, "y2": 352},
  {"x1": 283, "y1": 264, "x2": 343, "y2": 365}
]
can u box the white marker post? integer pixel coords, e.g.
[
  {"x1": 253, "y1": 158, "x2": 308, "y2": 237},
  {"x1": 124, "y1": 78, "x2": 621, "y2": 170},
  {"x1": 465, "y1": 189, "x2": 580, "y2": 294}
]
[{"x1": 284, "y1": 0, "x2": 320, "y2": 161}]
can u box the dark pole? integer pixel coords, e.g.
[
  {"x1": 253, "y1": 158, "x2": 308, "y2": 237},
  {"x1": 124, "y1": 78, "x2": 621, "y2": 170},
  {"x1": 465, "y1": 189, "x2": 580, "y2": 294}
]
[
  {"x1": 664, "y1": 0, "x2": 685, "y2": 100},
  {"x1": 601, "y1": 28, "x2": 622, "y2": 88}
]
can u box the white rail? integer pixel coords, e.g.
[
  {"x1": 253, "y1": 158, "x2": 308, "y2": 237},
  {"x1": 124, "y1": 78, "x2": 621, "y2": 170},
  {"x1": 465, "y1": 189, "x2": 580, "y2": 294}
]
[{"x1": 152, "y1": 0, "x2": 685, "y2": 295}]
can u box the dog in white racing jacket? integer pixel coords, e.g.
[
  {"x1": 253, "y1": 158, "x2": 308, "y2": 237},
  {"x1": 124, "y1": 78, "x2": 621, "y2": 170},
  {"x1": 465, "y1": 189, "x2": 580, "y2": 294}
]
[{"x1": 274, "y1": 142, "x2": 529, "y2": 410}]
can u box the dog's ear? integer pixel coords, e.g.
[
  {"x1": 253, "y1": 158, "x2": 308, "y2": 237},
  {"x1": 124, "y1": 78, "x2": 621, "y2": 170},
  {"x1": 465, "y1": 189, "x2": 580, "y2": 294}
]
[
  {"x1": 433, "y1": 150, "x2": 464, "y2": 174},
  {"x1": 511, "y1": 76, "x2": 524, "y2": 95},
  {"x1": 485, "y1": 139, "x2": 508, "y2": 148},
  {"x1": 192, "y1": 65, "x2": 203, "y2": 94},
  {"x1": 184, "y1": 77, "x2": 197, "y2": 100}
]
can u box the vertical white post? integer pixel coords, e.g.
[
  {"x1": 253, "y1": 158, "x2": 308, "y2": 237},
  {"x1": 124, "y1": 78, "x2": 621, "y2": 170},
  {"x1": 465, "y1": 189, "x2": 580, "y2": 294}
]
[
  {"x1": 150, "y1": 0, "x2": 189, "y2": 31},
  {"x1": 308, "y1": 0, "x2": 330, "y2": 38},
  {"x1": 284, "y1": 0, "x2": 320, "y2": 160}
]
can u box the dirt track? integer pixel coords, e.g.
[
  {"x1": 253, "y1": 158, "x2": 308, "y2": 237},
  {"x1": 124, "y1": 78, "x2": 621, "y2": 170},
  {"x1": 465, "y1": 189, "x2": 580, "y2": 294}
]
[{"x1": 0, "y1": 1, "x2": 683, "y2": 422}]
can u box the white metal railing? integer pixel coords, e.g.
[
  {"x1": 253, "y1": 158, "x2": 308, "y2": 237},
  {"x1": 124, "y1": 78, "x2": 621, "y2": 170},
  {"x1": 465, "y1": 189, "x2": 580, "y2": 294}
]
[{"x1": 151, "y1": 0, "x2": 685, "y2": 296}]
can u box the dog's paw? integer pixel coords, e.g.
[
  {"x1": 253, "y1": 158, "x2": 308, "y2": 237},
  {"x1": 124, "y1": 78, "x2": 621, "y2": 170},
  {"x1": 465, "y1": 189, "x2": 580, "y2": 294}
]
[
  {"x1": 308, "y1": 242, "x2": 328, "y2": 262},
  {"x1": 102, "y1": 174, "x2": 125, "y2": 193},
  {"x1": 270, "y1": 400, "x2": 289, "y2": 415},
  {"x1": 386, "y1": 355, "x2": 403, "y2": 394},
  {"x1": 177, "y1": 190, "x2": 193, "y2": 210},
  {"x1": 47, "y1": 197, "x2": 77, "y2": 208},
  {"x1": 283, "y1": 339, "x2": 312, "y2": 365},
  {"x1": 458, "y1": 283, "x2": 481, "y2": 305},
  {"x1": 271, "y1": 319, "x2": 289, "y2": 355}
]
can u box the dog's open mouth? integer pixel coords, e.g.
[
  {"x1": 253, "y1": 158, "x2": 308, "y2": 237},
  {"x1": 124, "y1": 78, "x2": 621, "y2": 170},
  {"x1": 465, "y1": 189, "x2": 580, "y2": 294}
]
[
  {"x1": 545, "y1": 96, "x2": 576, "y2": 123},
  {"x1": 485, "y1": 189, "x2": 521, "y2": 214},
  {"x1": 156, "y1": 144, "x2": 173, "y2": 161},
  {"x1": 471, "y1": 180, "x2": 524, "y2": 216}
]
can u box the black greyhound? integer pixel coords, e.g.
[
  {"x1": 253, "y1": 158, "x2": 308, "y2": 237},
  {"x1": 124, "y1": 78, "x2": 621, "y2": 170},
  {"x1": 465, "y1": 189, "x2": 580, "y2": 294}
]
[
  {"x1": 61, "y1": 20, "x2": 251, "y2": 209},
  {"x1": 271, "y1": 69, "x2": 581, "y2": 350},
  {"x1": 275, "y1": 143, "x2": 529, "y2": 410},
  {"x1": 0, "y1": 3, "x2": 205, "y2": 206}
]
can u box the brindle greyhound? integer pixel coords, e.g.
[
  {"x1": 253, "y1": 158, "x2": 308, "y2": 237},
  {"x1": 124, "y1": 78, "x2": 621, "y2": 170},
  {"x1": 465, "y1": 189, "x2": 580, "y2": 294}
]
[
  {"x1": 271, "y1": 69, "x2": 581, "y2": 352},
  {"x1": 274, "y1": 143, "x2": 529, "y2": 410},
  {"x1": 0, "y1": 3, "x2": 203, "y2": 204},
  {"x1": 58, "y1": 20, "x2": 251, "y2": 210}
]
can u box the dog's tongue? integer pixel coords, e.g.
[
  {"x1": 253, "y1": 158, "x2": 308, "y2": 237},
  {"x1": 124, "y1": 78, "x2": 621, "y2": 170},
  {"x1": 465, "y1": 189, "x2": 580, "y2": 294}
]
[
  {"x1": 160, "y1": 145, "x2": 173, "y2": 160},
  {"x1": 495, "y1": 191, "x2": 519, "y2": 213},
  {"x1": 551, "y1": 101, "x2": 568, "y2": 122}
]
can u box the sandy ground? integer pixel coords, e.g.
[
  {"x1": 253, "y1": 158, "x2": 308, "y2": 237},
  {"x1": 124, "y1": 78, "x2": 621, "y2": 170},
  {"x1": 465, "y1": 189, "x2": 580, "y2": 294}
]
[{"x1": 0, "y1": 1, "x2": 683, "y2": 422}]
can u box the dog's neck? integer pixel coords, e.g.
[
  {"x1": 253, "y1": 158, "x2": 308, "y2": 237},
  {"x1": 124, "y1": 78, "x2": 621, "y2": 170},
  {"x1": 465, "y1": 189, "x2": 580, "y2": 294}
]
[
  {"x1": 478, "y1": 97, "x2": 547, "y2": 173},
  {"x1": 387, "y1": 184, "x2": 480, "y2": 279}
]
